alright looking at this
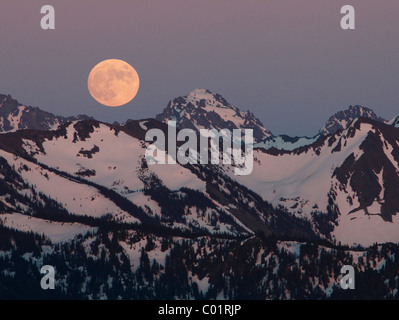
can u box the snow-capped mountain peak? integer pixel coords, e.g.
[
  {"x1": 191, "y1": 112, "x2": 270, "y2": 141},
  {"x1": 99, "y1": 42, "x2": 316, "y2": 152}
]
[
  {"x1": 156, "y1": 89, "x2": 273, "y2": 142},
  {"x1": 319, "y1": 105, "x2": 386, "y2": 136}
]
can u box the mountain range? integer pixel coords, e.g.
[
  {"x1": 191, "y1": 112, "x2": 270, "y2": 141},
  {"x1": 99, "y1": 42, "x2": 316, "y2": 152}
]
[{"x1": 1, "y1": 89, "x2": 399, "y2": 299}]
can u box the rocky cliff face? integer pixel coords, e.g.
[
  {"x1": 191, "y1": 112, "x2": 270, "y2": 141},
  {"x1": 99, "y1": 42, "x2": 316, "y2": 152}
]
[
  {"x1": 156, "y1": 89, "x2": 273, "y2": 142},
  {"x1": 0, "y1": 94, "x2": 91, "y2": 133},
  {"x1": 319, "y1": 105, "x2": 386, "y2": 136}
]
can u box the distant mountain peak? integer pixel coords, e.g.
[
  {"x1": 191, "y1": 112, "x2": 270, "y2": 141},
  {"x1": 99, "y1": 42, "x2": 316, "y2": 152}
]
[
  {"x1": 319, "y1": 105, "x2": 386, "y2": 136},
  {"x1": 156, "y1": 89, "x2": 273, "y2": 142},
  {"x1": 0, "y1": 93, "x2": 92, "y2": 133}
]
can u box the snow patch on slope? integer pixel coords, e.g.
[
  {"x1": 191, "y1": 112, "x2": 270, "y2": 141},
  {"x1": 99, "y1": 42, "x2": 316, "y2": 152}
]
[
  {"x1": 332, "y1": 212, "x2": 399, "y2": 247},
  {"x1": 0, "y1": 149, "x2": 139, "y2": 224},
  {"x1": 0, "y1": 213, "x2": 96, "y2": 243}
]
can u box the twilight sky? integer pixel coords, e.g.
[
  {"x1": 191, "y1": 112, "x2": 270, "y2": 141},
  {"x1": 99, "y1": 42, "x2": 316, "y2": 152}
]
[{"x1": 0, "y1": 0, "x2": 398, "y2": 136}]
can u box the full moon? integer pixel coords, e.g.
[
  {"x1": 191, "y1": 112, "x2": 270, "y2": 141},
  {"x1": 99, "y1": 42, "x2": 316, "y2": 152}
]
[{"x1": 88, "y1": 59, "x2": 140, "y2": 107}]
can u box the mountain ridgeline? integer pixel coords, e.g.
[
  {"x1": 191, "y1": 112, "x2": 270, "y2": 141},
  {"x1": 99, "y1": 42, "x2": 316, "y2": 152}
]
[{"x1": 0, "y1": 94, "x2": 92, "y2": 133}]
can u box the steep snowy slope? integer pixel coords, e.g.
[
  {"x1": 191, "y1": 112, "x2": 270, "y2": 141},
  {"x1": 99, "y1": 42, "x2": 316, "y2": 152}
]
[{"x1": 229, "y1": 118, "x2": 399, "y2": 246}]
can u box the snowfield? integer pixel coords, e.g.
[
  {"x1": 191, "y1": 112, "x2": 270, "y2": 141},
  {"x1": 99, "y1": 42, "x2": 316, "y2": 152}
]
[
  {"x1": 229, "y1": 121, "x2": 399, "y2": 246},
  {"x1": 0, "y1": 149, "x2": 139, "y2": 224},
  {"x1": 0, "y1": 213, "x2": 96, "y2": 243},
  {"x1": 234, "y1": 123, "x2": 374, "y2": 218}
]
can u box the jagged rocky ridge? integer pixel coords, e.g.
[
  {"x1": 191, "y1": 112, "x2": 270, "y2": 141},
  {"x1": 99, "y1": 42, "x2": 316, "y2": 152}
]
[
  {"x1": 156, "y1": 89, "x2": 272, "y2": 143},
  {"x1": 319, "y1": 105, "x2": 386, "y2": 136},
  {"x1": 0, "y1": 94, "x2": 91, "y2": 133}
]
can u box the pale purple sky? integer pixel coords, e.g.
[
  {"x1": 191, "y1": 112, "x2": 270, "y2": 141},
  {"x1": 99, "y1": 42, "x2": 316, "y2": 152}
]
[{"x1": 0, "y1": 0, "x2": 398, "y2": 136}]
